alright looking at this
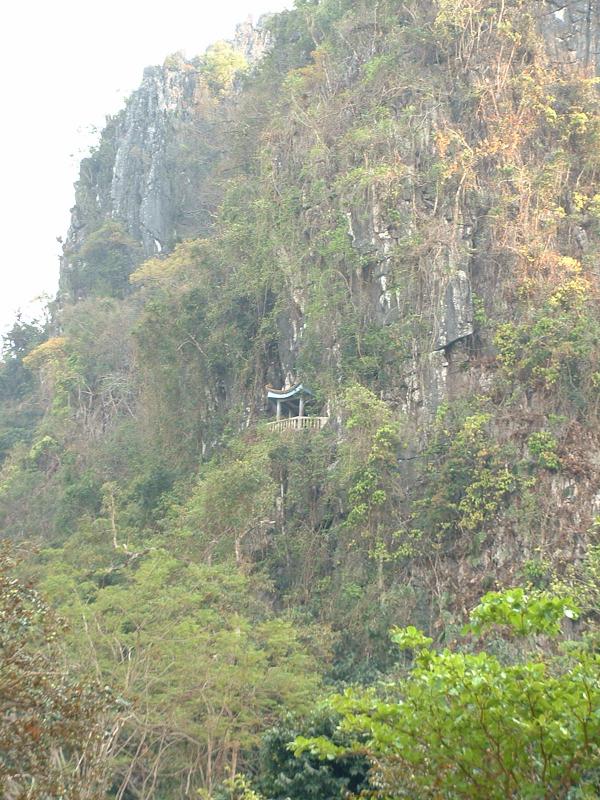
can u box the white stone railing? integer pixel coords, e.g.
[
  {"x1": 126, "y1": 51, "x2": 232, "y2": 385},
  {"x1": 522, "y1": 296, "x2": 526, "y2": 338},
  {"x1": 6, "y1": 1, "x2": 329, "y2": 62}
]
[{"x1": 267, "y1": 416, "x2": 328, "y2": 433}]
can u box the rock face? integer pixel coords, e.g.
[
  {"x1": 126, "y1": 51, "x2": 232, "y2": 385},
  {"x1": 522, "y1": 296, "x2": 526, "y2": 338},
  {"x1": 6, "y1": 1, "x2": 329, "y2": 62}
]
[
  {"x1": 63, "y1": 55, "x2": 198, "y2": 259},
  {"x1": 58, "y1": 0, "x2": 597, "y2": 432},
  {"x1": 110, "y1": 56, "x2": 199, "y2": 256},
  {"x1": 60, "y1": 13, "x2": 479, "y2": 417},
  {"x1": 543, "y1": 0, "x2": 600, "y2": 71},
  {"x1": 437, "y1": 270, "x2": 473, "y2": 350},
  {"x1": 59, "y1": 55, "x2": 202, "y2": 300},
  {"x1": 233, "y1": 16, "x2": 272, "y2": 64},
  {"x1": 59, "y1": 23, "x2": 269, "y2": 301},
  {"x1": 16, "y1": 0, "x2": 600, "y2": 661}
]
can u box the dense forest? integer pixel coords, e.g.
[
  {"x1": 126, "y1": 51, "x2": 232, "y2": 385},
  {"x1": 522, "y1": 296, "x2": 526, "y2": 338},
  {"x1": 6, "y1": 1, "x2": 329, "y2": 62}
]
[{"x1": 1, "y1": 0, "x2": 600, "y2": 797}]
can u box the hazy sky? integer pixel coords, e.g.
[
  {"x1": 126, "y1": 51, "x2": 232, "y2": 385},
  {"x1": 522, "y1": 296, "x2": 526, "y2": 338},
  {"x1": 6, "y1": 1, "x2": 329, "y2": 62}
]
[{"x1": 0, "y1": 0, "x2": 292, "y2": 334}]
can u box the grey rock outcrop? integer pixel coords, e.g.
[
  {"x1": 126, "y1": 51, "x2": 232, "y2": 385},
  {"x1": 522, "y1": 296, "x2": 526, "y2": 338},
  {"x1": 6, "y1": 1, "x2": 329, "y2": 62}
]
[
  {"x1": 60, "y1": 21, "x2": 269, "y2": 301},
  {"x1": 436, "y1": 270, "x2": 474, "y2": 350},
  {"x1": 542, "y1": 0, "x2": 600, "y2": 71},
  {"x1": 234, "y1": 16, "x2": 272, "y2": 65},
  {"x1": 110, "y1": 56, "x2": 199, "y2": 255}
]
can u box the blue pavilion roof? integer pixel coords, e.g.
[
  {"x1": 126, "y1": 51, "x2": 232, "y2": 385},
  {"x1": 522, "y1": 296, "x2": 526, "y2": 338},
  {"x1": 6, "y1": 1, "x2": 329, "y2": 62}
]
[{"x1": 266, "y1": 383, "x2": 314, "y2": 401}]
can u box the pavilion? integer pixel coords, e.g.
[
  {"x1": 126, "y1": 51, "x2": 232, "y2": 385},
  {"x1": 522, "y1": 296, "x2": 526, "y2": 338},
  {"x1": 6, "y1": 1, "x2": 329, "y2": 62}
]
[{"x1": 265, "y1": 383, "x2": 328, "y2": 432}]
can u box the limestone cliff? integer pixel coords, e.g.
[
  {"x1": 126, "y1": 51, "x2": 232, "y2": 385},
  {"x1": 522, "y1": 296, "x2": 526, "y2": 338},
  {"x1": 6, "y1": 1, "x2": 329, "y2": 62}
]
[
  {"x1": 24, "y1": 0, "x2": 600, "y2": 643},
  {"x1": 59, "y1": 21, "x2": 269, "y2": 301}
]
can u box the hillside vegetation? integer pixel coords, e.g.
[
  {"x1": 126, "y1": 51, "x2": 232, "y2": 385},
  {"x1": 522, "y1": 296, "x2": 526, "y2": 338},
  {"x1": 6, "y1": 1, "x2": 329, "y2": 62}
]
[{"x1": 1, "y1": 0, "x2": 600, "y2": 797}]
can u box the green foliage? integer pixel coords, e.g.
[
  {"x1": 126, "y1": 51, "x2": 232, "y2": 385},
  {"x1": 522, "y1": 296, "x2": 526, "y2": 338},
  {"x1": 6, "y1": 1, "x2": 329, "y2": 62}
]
[
  {"x1": 182, "y1": 438, "x2": 277, "y2": 565},
  {"x1": 472, "y1": 291, "x2": 488, "y2": 329},
  {"x1": 295, "y1": 590, "x2": 600, "y2": 799},
  {"x1": 340, "y1": 385, "x2": 404, "y2": 572},
  {"x1": 555, "y1": 545, "x2": 600, "y2": 645},
  {"x1": 0, "y1": 316, "x2": 47, "y2": 402},
  {"x1": 253, "y1": 710, "x2": 368, "y2": 800},
  {"x1": 390, "y1": 624, "x2": 433, "y2": 651},
  {"x1": 467, "y1": 587, "x2": 578, "y2": 637},
  {"x1": 494, "y1": 266, "x2": 600, "y2": 414},
  {"x1": 528, "y1": 430, "x2": 561, "y2": 471},
  {"x1": 220, "y1": 774, "x2": 265, "y2": 800},
  {"x1": 522, "y1": 557, "x2": 552, "y2": 589},
  {"x1": 65, "y1": 221, "x2": 142, "y2": 300},
  {"x1": 414, "y1": 402, "x2": 521, "y2": 544},
  {"x1": 201, "y1": 42, "x2": 248, "y2": 95},
  {"x1": 4, "y1": 0, "x2": 600, "y2": 796},
  {"x1": 0, "y1": 316, "x2": 47, "y2": 462},
  {"x1": 47, "y1": 548, "x2": 327, "y2": 798},
  {"x1": 0, "y1": 546, "x2": 113, "y2": 798}
]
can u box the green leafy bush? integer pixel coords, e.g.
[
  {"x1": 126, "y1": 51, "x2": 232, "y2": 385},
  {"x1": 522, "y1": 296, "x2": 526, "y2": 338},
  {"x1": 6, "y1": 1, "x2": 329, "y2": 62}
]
[
  {"x1": 528, "y1": 431, "x2": 561, "y2": 471},
  {"x1": 295, "y1": 589, "x2": 600, "y2": 800}
]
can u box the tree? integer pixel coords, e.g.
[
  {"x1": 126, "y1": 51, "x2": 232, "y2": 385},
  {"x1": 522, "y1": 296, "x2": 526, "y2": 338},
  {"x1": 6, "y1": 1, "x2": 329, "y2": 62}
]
[
  {"x1": 295, "y1": 589, "x2": 600, "y2": 799},
  {"x1": 183, "y1": 439, "x2": 277, "y2": 567},
  {"x1": 201, "y1": 42, "x2": 248, "y2": 96},
  {"x1": 338, "y1": 384, "x2": 405, "y2": 609},
  {"x1": 56, "y1": 549, "x2": 327, "y2": 799},
  {"x1": 67, "y1": 222, "x2": 142, "y2": 300},
  {"x1": 254, "y1": 710, "x2": 368, "y2": 800},
  {"x1": 0, "y1": 316, "x2": 47, "y2": 463},
  {"x1": 0, "y1": 546, "x2": 116, "y2": 799}
]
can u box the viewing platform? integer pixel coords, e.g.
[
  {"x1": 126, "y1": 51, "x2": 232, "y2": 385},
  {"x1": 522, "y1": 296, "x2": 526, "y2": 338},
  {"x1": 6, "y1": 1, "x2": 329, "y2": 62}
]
[
  {"x1": 267, "y1": 415, "x2": 328, "y2": 433},
  {"x1": 266, "y1": 383, "x2": 328, "y2": 433}
]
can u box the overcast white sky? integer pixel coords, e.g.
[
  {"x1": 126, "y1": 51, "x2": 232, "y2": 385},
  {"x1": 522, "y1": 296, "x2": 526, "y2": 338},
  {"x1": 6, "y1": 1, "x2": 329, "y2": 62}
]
[{"x1": 0, "y1": 0, "x2": 292, "y2": 334}]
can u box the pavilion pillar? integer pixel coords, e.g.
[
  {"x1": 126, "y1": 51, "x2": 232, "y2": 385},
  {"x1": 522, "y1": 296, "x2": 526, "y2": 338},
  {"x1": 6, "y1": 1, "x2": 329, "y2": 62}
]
[
  {"x1": 276, "y1": 400, "x2": 282, "y2": 421},
  {"x1": 298, "y1": 395, "x2": 305, "y2": 418}
]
